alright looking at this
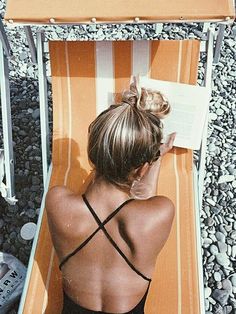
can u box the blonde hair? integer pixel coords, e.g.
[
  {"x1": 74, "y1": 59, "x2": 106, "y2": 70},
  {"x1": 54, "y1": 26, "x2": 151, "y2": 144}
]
[{"x1": 88, "y1": 78, "x2": 170, "y2": 190}]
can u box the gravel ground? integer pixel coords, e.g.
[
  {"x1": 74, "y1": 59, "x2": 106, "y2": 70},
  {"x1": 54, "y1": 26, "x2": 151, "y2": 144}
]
[{"x1": 0, "y1": 1, "x2": 236, "y2": 313}]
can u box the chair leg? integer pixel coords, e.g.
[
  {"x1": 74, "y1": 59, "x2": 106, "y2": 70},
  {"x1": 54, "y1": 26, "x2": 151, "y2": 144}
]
[
  {"x1": 0, "y1": 39, "x2": 17, "y2": 205},
  {"x1": 36, "y1": 30, "x2": 50, "y2": 189},
  {"x1": 213, "y1": 24, "x2": 226, "y2": 64},
  {"x1": 198, "y1": 27, "x2": 214, "y2": 208},
  {"x1": 0, "y1": 17, "x2": 11, "y2": 57},
  {"x1": 24, "y1": 26, "x2": 37, "y2": 64}
]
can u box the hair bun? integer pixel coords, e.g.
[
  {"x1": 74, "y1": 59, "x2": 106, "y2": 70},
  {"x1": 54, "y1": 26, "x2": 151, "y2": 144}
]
[{"x1": 121, "y1": 76, "x2": 171, "y2": 119}]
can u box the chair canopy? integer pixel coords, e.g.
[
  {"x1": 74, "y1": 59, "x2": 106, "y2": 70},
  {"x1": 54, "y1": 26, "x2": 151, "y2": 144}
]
[{"x1": 4, "y1": 0, "x2": 235, "y2": 24}]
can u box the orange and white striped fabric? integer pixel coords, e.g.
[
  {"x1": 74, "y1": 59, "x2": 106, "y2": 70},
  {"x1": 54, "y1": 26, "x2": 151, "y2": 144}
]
[
  {"x1": 5, "y1": 0, "x2": 235, "y2": 24},
  {"x1": 21, "y1": 40, "x2": 202, "y2": 313}
]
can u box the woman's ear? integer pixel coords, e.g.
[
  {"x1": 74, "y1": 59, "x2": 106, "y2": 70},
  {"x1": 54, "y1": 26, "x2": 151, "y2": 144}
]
[{"x1": 135, "y1": 162, "x2": 150, "y2": 180}]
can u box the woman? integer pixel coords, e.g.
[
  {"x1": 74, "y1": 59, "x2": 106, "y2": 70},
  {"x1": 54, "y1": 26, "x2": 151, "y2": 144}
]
[{"x1": 46, "y1": 79, "x2": 176, "y2": 314}]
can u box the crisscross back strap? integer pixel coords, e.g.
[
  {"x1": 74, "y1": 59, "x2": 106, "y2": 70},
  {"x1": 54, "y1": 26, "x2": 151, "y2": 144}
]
[
  {"x1": 59, "y1": 195, "x2": 134, "y2": 270},
  {"x1": 81, "y1": 194, "x2": 151, "y2": 282}
]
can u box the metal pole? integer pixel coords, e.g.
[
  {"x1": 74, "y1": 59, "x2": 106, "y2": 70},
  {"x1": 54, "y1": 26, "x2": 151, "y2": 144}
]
[
  {"x1": 0, "y1": 17, "x2": 12, "y2": 57},
  {"x1": 193, "y1": 165, "x2": 206, "y2": 314},
  {"x1": 24, "y1": 26, "x2": 37, "y2": 64},
  {"x1": 198, "y1": 27, "x2": 214, "y2": 209},
  {"x1": 213, "y1": 24, "x2": 226, "y2": 64},
  {"x1": 0, "y1": 39, "x2": 16, "y2": 204},
  {"x1": 37, "y1": 30, "x2": 49, "y2": 189}
]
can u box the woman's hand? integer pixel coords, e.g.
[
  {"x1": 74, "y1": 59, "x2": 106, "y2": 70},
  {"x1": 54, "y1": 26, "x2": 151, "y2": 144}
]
[{"x1": 160, "y1": 132, "x2": 176, "y2": 157}]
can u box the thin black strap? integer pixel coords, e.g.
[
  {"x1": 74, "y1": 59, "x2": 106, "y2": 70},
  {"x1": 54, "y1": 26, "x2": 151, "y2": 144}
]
[
  {"x1": 59, "y1": 196, "x2": 134, "y2": 270},
  {"x1": 82, "y1": 194, "x2": 151, "y2": 282}
]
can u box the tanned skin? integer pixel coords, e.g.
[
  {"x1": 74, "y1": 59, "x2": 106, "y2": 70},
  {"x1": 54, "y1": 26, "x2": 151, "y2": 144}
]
[{"x1": 45, "y1": 133, "x2": 176, "y2": 313}]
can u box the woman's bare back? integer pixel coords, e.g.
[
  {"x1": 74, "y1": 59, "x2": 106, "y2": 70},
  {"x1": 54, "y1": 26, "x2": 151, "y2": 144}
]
[{"x1": 46, "y1": 183, "x2": 174, "y2": 313}]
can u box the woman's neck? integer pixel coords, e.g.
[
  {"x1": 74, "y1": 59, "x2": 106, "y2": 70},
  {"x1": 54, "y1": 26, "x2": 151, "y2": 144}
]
[{"x1": 85, "y1": 175, "x2": 131, "y2": 204}]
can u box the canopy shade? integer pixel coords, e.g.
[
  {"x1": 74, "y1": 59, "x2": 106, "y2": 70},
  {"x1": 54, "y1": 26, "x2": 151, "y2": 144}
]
[{"x1": 4, "y1": 0, "x2": 235, "y2": 25}]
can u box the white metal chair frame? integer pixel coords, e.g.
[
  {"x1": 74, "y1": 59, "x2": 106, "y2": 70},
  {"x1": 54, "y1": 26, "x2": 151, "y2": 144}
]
[{"x1": 0, "y1": 20, "x2": 16, "y2": 205}]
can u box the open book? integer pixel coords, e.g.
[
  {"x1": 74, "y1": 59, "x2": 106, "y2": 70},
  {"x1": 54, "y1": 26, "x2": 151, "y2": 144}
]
[{"x1": 140, "y1": 77, "x2": 210, "y2": 150}]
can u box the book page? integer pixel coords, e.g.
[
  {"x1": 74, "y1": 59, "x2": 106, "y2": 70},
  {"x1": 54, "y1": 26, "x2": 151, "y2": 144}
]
[{"x1": 140, "y1": 77, "x2": 210, "y2": 150}]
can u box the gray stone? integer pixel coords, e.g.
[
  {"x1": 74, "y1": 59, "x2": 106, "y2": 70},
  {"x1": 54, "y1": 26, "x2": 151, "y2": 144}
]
[
  {"x1": 209, "y1": 143, "x2": 216, "y2": 152},
  {"x1": 218, "y1": 175, "x2": 235, "y2": 184},
  {"x1": 215, "y1": 253, "x2": 230, "y2": 267},
  {"x1": 203, "y1": 238, "x2": 212, "y2": 248},
  {"x1": 209, "y1": 112, "x2": 217, "y2": 120},
  {"x1": 205, "y1": 217, "x2": 214, "y2": 226},
  {"x1": 210, "y1": 244, "x2": 219, "y2": 255},
  {"x1": 0, "y1": 219, "x2": 4, "y2": 229},
  {"x1": 232, "y1": 245, "x2": 236, "y2": 258},
  {"x1": 214, "y1": 272, "x2": 222, "y2": 282},
  {"x1": 19, "y1": 51, "x2": 28, "y2": 60},
  {"x1": 219, "y1": 224, "x2": 227, "y2": 236},
  {"x1": 229, "y1": 71, "x2": 236, "y2": 77},
  {"x1": 212, "y1": 289, "x2": 229, "y2": 307},
  {"x1": 206, "y1": 198, "x2": 216, "y2": 206},
  {"x1": 0, "y1": 234, "x2": 3, "y2": 246},
  {"x1": 230, "y1": 230, "x2": 236, "y2": 240},
  {"x1": 217, "y1": 241, "x2": 227, "y2": 253},
  {"x1": 216, "y1": 108, "x2": 224, "y2": 116},
  {"x1": 32, "y1": 176, "x2": 41, "y2": 185},
  {"x1": 205, "y1": 287, "x2": 212, "y2": 298},
  {"x1": 216, "y1": 232, "x2": 226, "y2": 242},
  {"x1": 225, "y1": 305, "x2": 233, "y2": 314},
  {"x1": 230, "y1": 274, "x2": 236, "y2": 287},
  {"x1": 32, "y1": 108, "x2": 40, "y2": 120},
  {"x1": 222, "y1": 279, "x2": 232, "y2": 293}
]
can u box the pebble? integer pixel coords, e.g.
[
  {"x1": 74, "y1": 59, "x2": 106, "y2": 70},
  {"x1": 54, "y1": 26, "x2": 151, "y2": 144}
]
[
  {"x1": 203, "y1": 238, "x2": 212, "y2": 248},
  {"x1": 0, "y1": 234, "x2": 3, "y2": 246},
  {"x1": 205, "y1": 287, "x2": 212, "y2": 298},
  {"x1": 216, "y1": 108, "x2": 224, "y2": 116},
  {"x1": 209, "y1": 112, "x2": 217, "y2": 120},
  {"x1": 202, "y1": 230, "x2": 208, "y2": 238},
  {"x1": 215, "y1": 253, "x2": 230, "y2": 267},
  {"x1": 206, "y1": 198, "x2": 216, "y2": 206},
  {"x1": 208, "y1": 143, "x2": 216, "y2": 152},
  {"x1": 217, "y1": 241, "x2": 227, "y2": 253},
  {"x1": 219, "y1": 225, "x2": 227, "y2": 236},
  {"x1": 230, "y1": 275, "x2": 236, "y2": 287},
  {"x1": 232, "y1": 245, "x2": 236, "y2": 258},
  {"x1": 229, "y1": 71, "x2": 236, "y2": 77},
  {"x1": 218, "y1": 175, "x2": 235, "y2": 184},
  {"x1": 230, "y1": 230, "x2": 236, "y2": 240},
  {"x1": 205, "y1": 217, "x2": 214, "y2": 227},
  {"x1": 212, "y1": 289, "x2": 229, "y2": 306},
  {"x1": 210, "y1": 244, "x2": 219, "y2": 255},
  {"x1": 222, "y1": 279, "x2": 232, "y2": 293},
  {"x1": 32, "y1": 108, "x2": 40, "y2": 120},
  {"x1": 214, "y1": 272, "x2": 222, "y2": 282},
  {"x1": 216, "y1": 232, "x2": 226, "y2": 242},
  {"x1": 19, "y1": 51, "x2": 28, "y2": 61},
  {"x1": 0, "y1": 219, "x2": 4, "y2": 229}
]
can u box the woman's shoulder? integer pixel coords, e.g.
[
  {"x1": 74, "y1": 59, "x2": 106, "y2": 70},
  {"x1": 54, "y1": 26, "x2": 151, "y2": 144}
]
[
  {"x1": 146, "y1": 195, "x2": 175, "y2": 220},
  {"x1": 132, "y1": 195, "x2": 175, "y2": 222},
  {"x1": 45, "y1": 185, "x2": 74, "y2": 213},
  {"x1": 129, "y1": 196, "x2": 175, "y2": 258},
  {"x1": 45, "y1": 186, "x2": 80, "y2": 229},
  {"x1": 127, "y1": 196, "x2": 175, "y2": 241}
]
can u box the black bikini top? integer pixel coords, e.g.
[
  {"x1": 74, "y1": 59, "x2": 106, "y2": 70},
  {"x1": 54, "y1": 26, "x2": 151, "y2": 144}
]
[{"x1": 59, "y1": 194, "x2": 151, "y2": 283}]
